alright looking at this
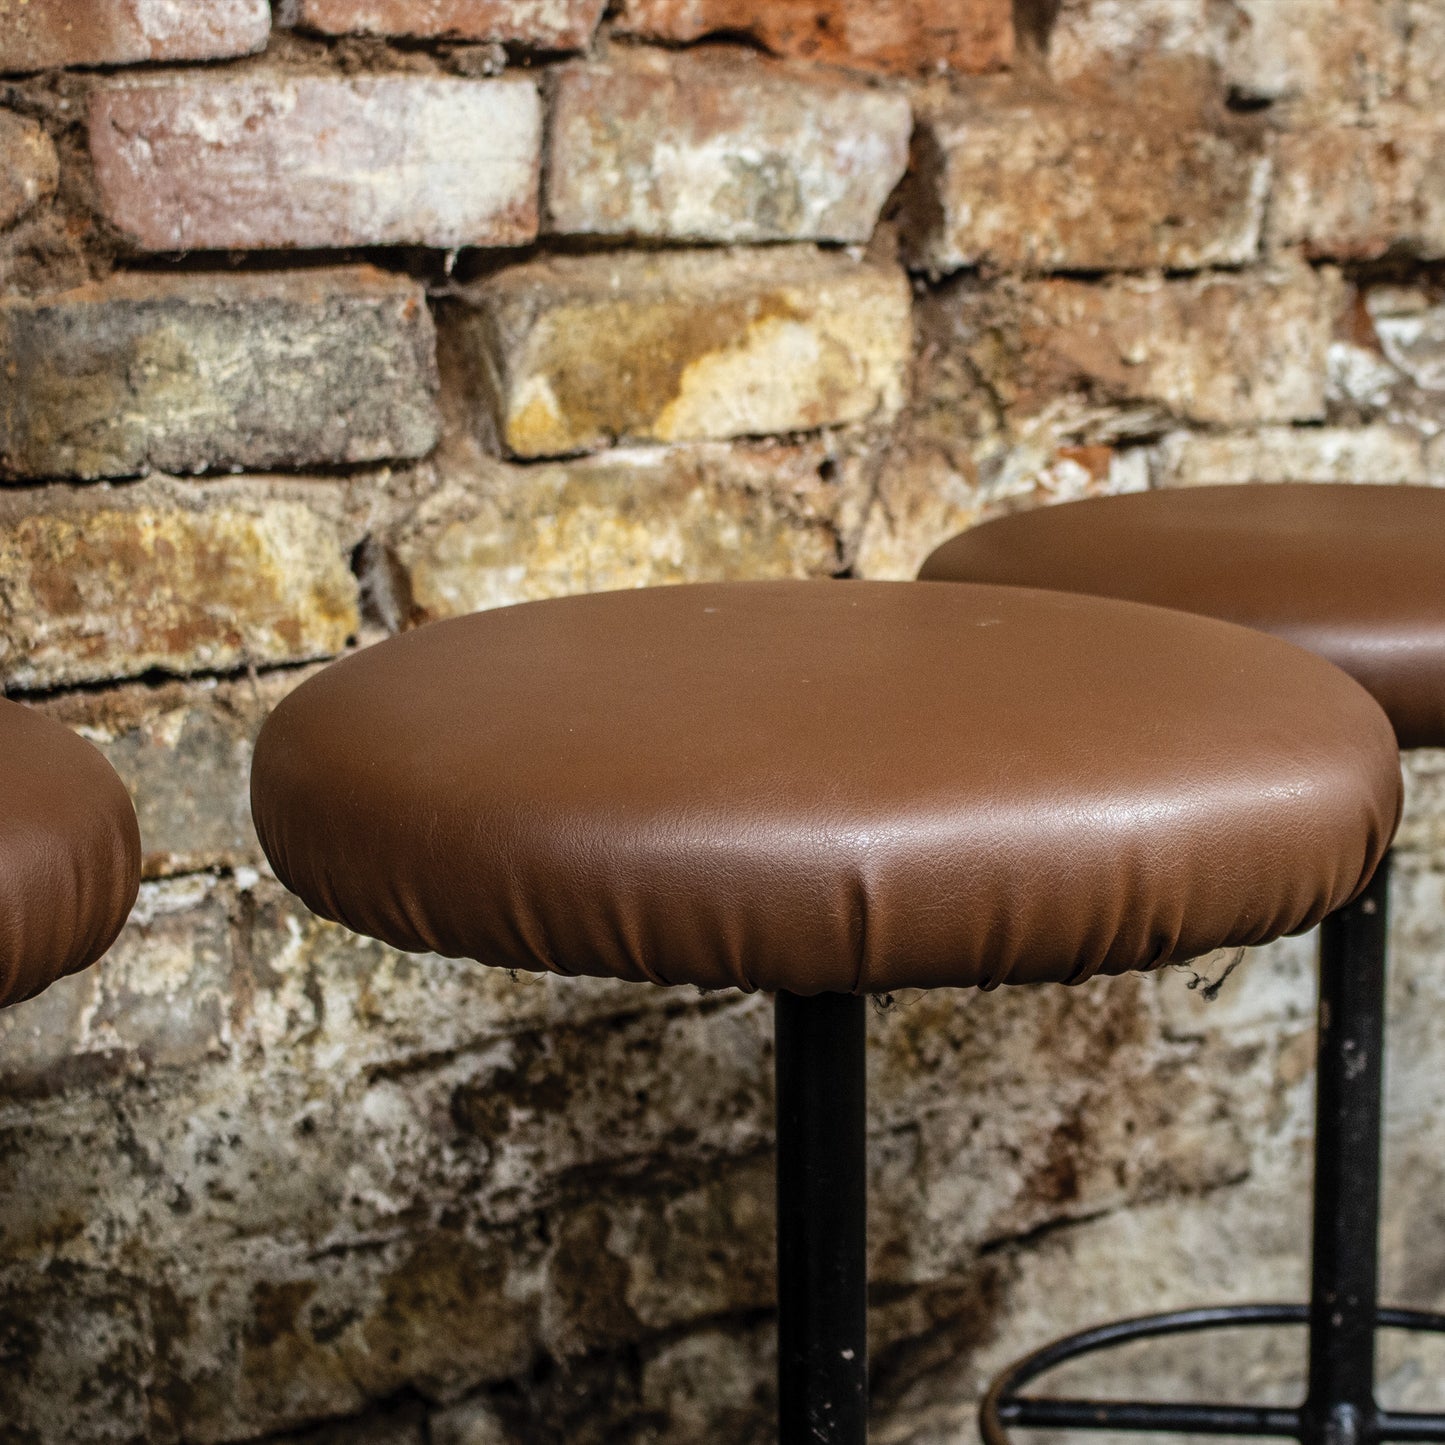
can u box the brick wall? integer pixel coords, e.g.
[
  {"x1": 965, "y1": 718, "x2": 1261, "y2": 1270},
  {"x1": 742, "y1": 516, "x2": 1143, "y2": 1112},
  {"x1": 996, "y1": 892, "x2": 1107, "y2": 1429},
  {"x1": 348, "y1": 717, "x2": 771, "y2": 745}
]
[{"x1": 3, "y1": 3, "x2": 1445, "y2": 1441}]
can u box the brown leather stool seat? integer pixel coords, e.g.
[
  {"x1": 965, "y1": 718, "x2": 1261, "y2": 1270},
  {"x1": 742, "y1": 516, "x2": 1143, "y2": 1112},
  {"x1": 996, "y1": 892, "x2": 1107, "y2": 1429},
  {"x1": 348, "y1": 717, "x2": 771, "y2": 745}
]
[
  {"x1": 921, "y1": 483, "x2": 1445, "y2": 748},
  {"x1": 0, "y1": 698, "x2": 141, "y2": 1008},
  {"x1": 920, "y1": 485, "x2": 1445, "y2": 1445},
  {"x1": 251, "y1": 579, "x2": 1399, "y2": 997},
  {"x1": 251, "y1": 578, "x2": 1403, "y2": 1444}
]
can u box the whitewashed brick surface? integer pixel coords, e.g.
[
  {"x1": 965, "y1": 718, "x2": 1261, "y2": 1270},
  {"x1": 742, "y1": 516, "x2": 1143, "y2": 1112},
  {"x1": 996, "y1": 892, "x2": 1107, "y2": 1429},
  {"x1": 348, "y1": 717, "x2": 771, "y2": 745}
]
[
  {"x1": 90, "y1": 73, "x2": 543, "y2": 251},
  {"x1": 0, "y1": 0, "x2": 270, "y2": 72},
  {"x1": 545, "y1": 50, "x2": 912, "y2": 243}
]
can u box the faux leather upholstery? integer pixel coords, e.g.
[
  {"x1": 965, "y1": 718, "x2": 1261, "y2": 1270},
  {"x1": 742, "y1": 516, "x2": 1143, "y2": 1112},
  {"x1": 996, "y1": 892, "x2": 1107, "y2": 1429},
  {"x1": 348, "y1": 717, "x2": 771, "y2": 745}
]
[
  {"x1": 0, "y1": 699, "x2": 140, "y2": 1009},
  {"x1": 252, "y1": 581, "x2": 1399, "y2": 995},
  {"x1": 921, "y1": 484, "x2": 1445, "y2": 749}
]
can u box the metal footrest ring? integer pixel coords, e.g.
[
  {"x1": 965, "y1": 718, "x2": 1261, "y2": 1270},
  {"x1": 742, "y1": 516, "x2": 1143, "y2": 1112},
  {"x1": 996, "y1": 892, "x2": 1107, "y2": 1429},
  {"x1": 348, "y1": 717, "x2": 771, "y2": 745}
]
[{"x1": 980, "y1": 1304, "x2": 1445, "y2": 1445}]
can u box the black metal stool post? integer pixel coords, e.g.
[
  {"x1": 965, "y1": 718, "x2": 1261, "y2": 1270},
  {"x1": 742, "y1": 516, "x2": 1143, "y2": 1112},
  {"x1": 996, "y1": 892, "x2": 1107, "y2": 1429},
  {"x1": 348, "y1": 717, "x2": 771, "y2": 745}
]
[
  {"x1": 1306, "y1": 851, "x2": 1389, "y2": 1445},
  {"x1": 776, "y1": 990, "x2": 869, "y2": 1445},
  {"x1": 982, "y1": 853, "x2": 1445, "y2": 1445}
]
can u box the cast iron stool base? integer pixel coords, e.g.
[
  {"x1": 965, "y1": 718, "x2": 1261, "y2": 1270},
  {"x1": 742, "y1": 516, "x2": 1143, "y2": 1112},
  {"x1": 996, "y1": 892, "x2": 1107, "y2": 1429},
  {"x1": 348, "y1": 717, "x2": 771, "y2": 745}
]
[{"x1": 981, "y1": 856, "x2": 1443, "y2": 1445}]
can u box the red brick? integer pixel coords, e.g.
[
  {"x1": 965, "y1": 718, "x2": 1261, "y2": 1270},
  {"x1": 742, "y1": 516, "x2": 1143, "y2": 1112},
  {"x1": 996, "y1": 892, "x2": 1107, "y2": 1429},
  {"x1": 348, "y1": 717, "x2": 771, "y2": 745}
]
[
  {"x1": 89, "y1": 72, "x2": 542, "y2": 252},
  {"x1": 0, "y1": 0, "x2": 269, "y2": 74},
  {"x1": 613, "y1": 0, "x2": 1013, "y2": 75},
  {"x1": 283, "y1": 0, "x2": 605, "y2": 48}
]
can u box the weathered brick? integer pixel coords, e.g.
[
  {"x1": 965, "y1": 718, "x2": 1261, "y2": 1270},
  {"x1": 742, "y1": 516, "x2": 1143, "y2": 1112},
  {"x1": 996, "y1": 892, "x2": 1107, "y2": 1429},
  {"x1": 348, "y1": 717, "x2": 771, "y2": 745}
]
[
  {"x1": 1406, "y1": 0, "x2": 1445, "y2": 108},
  {"x1": 0, "y1": 1266, "x2": 151, "y2": 1439},
  {"x1": 90, "y1": 73, "x2": 542, "y2": 252},
  {"x1": 430, "y1": 1398, "x2": 510, "y2": 1445},
  {"x1": 452, "y1": 248, "x2": 910, "y2": 458},
  {"x1": 1225, "y1": 0, "x2": 1410, "y2": 115},
  {"x1": 280, "y1": 0, "x2": 604, "y2": 48},
  {"x1": 0, "y1": 111, "x2": 57, "y2": 229},
  {"x1": 1367, "y1": 286, "x2": 1445, "y2": 392},
  {"x1": 905, "y1": 90, "x2": 1269, "y2": 274},
  {"x1": 1151, "y1": 426, "x2": 1428, "y2": 488},
  {"x1": 1270, "y1": 125, "x2": 1445, "y2": 261},
  {"x1": 0, "y1": 267, "x2": 440, "y2": 480},
  {"x1": 613, "y1": 0, "x2": 1013, "y2": 76},
  {"x1": 268, "y1": 1406, "x2": 424, "y2": 1445},
  {"x1": 0, "y1": 0, "x2": 270, "y2": 73},
  {"x1": 943, "y1": 263, "x2": 1338, "y2": 429},
  {"x1": 1044, "y1": 0, "x2": 1224, "y2": 87},
  {"x1": 545, "y1": 49, "x2": 912, "y2": 243},
  {"x1": 0, "y1": 877, "x2": 233, "y2": 1091},
  {"x1": 0, "y1": 477, "x2": 359, "y2": 690},
  {"x1": 1427, "y1": 434, "x2": 1445, "y2": 483},
  {"x1": 38, "y1": 673, "x2": 306, "y2": 878},
  {"x1": 855, "y1": 440, "x2": 1147, "y2": 581},
  {"x1": 1325, "y1": 284, "x2": 1445, "y2": 431},
  {"x1": 370, "y1": 441, "x2": 855, "y2": 626},
  {"x1": 1401, "y1": 749, "x2": 1445, "y2": 855}
]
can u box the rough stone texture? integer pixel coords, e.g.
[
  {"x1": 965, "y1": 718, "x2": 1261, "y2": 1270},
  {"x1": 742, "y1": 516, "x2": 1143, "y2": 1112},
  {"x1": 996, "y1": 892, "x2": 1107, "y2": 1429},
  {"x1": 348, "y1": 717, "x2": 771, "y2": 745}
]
[
  {"x1": 1368, "y1": 286, "x2": 1445, "y2": 393},
  {"x1": 0, "y1": 851, "x2": 1357, "y2": 1441},
  {"x1": 1326, "y1": 284, "x2": 1445, "y2": 441},
  {"x1": 1042, "y1": 0, "x2": 1225, "y2": 88},
  {"x1": 90, "y1": 73, "x2": 543, "y2": 252},
  {"x1": 0, "y1": 110, "x2": 58, "y2": 230},
  {"x1": 37, "y1": 672, "x2": 305, "y2": 879},
  {"x1": 1270, "y1": 124, "x2": 1445, "y2": 261},
  {"x1": 855, "y1": 438, "x2": 1148, "y2": 581},
  {"x1": 0, "y1": 0, "x2": 270, "y2": 74},
  {"x1": 612, "y1": 0, "x2": 1014, "y2": 76},
  {"x1": 850, "y1": 260, "x2": 1337, "y2": 579},
  {"x1": 452, "y1": 247, "x2": 911, "y2": 458},
  {"x1": 280, "y1": 0, "x2": 605, "y2": 48},
  {"x1": 0, "y1": 268, "x2": 440, "y2": 480},
  {"x1": 1405, "y1": 0, "x2": 1445, "y2": 108},
  {"x1": 1150, "y1": 426, "x2": 1430, "y2": 488},
  {"x1": 1047, "y1": 0, "x2": 1418, "y2": 110},
  {"x1": 929, "y1": 262, "x2": 1339, "y2": 434},
  {"x1": 545, "y1": 49, "x2": 912, "y2": 243},
  {"x1": 370, "y1": 439, "x2": 859, "y2": 626},
  {"x1": 905, "y1": 88, "x2": 1269, "y2": 274},
  {"x1": 1225, "y1": 0, "x2": 1413, "y2": 115},
  {"x1": 7, "y1": 834, "x2": 1445, "y2": 1442},
  {"x1": 0, "y1": 477, "x2": 359, "y2": 691},
  {"x1": 272, "y1": 1411, "x2": 425, "y2": 1445},
  {"x1": 1399, "y1": 750, "x2": 1445, "y2": 854}
]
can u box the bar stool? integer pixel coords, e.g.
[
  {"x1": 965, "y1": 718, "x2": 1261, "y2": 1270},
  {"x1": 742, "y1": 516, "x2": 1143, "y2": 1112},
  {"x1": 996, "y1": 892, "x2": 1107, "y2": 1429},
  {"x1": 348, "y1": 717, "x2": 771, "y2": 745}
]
[
  {"x1": 921, "y1": 483, "x2": 1445, "y2": 1445},
  {"x1": 0, "y1": 696, "x2": 141, "y2": 1007},
  {"x1": 249, "y1": 579, "x2": 1402, "y2": 1444}
]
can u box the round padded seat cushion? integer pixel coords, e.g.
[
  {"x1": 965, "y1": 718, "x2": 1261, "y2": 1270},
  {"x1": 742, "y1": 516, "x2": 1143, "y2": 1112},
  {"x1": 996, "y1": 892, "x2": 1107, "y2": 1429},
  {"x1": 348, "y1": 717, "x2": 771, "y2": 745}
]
[
  {"x1": 252, "y1": 581, "x2": 1400, "y2": 995},
  {"x1": 921, "y1": 484, "x2": 1445, "y2": 748},
  {"x1": 0, "y1": 699, "x2": 141, "y2": 1009}
]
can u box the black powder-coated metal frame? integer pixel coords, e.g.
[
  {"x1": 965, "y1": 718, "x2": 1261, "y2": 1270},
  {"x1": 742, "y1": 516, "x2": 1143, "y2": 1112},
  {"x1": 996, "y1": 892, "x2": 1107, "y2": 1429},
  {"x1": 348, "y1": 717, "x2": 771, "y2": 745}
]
[
  {"x1": 773, "y1": 855, "x2": 1444, "y2": 1445},
  {"x1": 776, "y1": 988, "x2": 869, "y2": 1445}
]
